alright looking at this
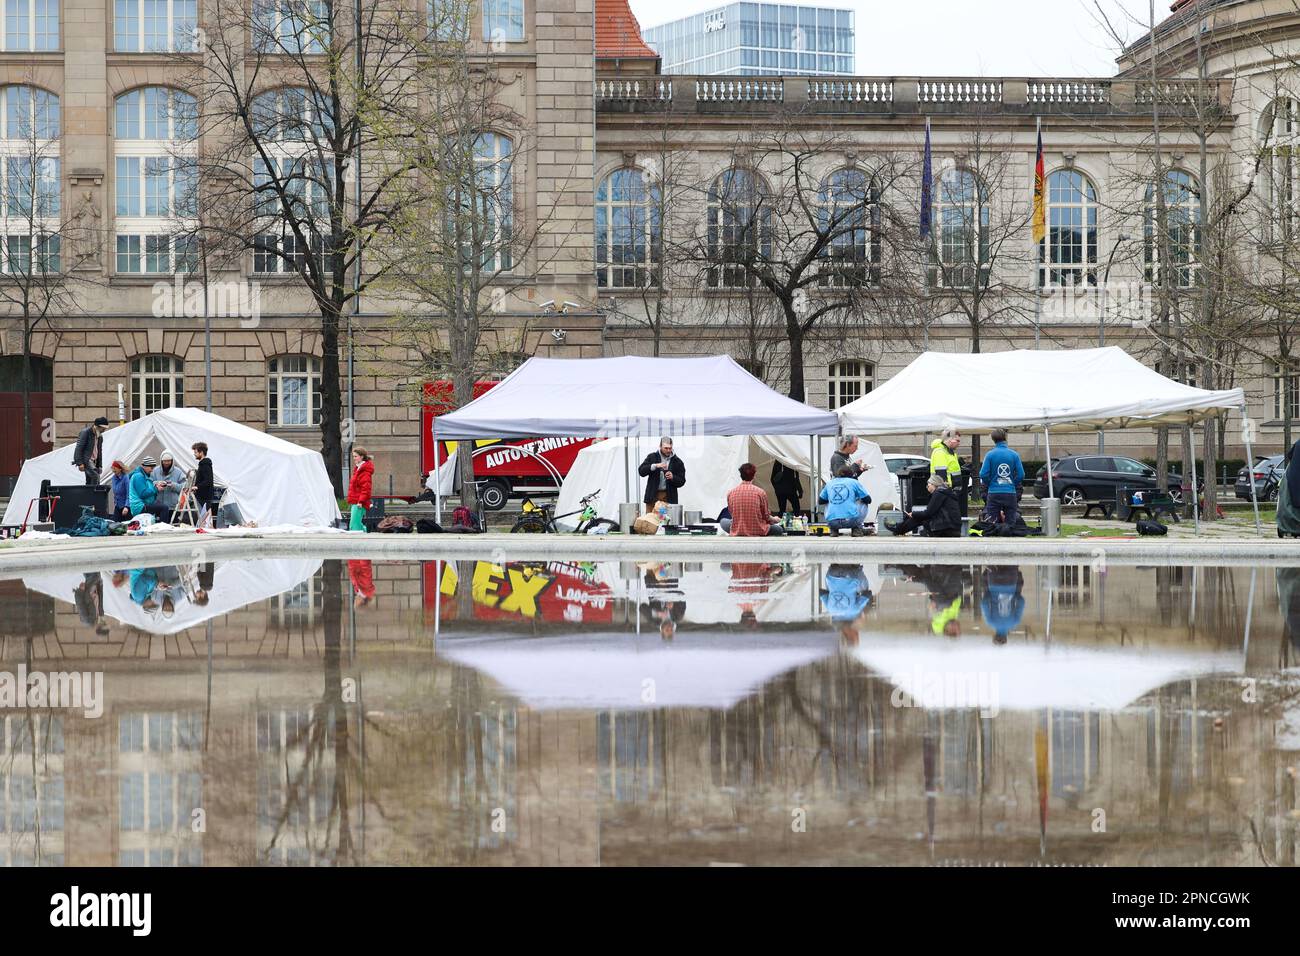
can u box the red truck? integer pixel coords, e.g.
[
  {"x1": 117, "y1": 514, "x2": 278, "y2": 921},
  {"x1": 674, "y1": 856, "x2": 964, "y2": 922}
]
[{"x1": 422, "y1": 381, "x2": 594, "y2": 510}]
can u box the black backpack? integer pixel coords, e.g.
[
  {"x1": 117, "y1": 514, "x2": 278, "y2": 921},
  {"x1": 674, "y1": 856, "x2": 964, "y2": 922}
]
[
  {"x1": 415, "y1": 517, "x2": 443, "y2": 534},
  {"x1": 1136, "y1": 519, "x2": 1168, "y2": 536}
]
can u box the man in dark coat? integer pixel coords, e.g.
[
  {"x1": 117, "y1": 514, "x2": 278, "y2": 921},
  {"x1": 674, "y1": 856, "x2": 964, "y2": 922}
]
[
  {"x1": 638, "y1": 436, "x2": 686, "y2": 509},
  {"x1": 73, "y1": 416, "x2": 110, "y2": 485},
  {"x1": 771, "y1": 460, "x2": 804, "y2": 515}
]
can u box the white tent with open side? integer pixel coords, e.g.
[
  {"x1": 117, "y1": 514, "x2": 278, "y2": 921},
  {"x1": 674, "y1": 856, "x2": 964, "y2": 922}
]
[
  {"x1": 432, "y1": 355, "x2": 842, "y2": 439},
  {"x1": 835, "y1": 347, "x2": 1245, "y2": 434},
  {"x1": 1, "y1": 442, "x2": 84, "y2": 526},
  {"x1": 101, "y1": 408, "x2": 339, "y2": 527}
]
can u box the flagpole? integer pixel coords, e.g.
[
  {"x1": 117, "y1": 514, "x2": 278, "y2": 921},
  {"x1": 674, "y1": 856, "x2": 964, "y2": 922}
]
[{"x1": 1033, "y1": 115, "x2": 1044, "y2": 458}]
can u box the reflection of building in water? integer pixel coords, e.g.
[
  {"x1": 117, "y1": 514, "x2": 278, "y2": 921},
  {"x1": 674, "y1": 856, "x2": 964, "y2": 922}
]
[
  {"x1": 117, "y1": 712, "x2": 203, "y2": 866},
  {"x1": 0, "y1": 715, "x2": 65, "y2": 866},
  {"x1": 598, "y1": 711, "x2": 664, "y2": 804},
  {"x1": 256, "y1": 708, "x2": 335, "y2": 866}
]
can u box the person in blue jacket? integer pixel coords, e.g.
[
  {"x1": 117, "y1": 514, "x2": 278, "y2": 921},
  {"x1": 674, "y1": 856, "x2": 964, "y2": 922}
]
[
  {"x1": 109, "y1": 460, "x2": 131, "y2": 519},
  {"x1": 819, "y1": 466, "x2": 871, "y2": 534},
  {"x1": 981, "y1": 566, "x2": 1025, "y2": 644},
  {"x1": 978, "y1": 427, "x2": 1024, "y2": 527}
]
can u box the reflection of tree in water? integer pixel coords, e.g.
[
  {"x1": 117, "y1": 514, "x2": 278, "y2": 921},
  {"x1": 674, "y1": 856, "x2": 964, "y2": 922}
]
[
  {"x1": 441, "y1": 666, "x2": 517, "y2": 857},
  {"x1": 0, "y1": 635, "x2": 65, "y2": 867}
]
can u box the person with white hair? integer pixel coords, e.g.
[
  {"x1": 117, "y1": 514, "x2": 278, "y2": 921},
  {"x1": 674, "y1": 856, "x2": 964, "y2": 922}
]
[
  {"x1": 829, "y1": 435, "x2": 866, "y2": 479},
  {"x1": 885, "y1": 472, "x2": 963, "y2": 537}
]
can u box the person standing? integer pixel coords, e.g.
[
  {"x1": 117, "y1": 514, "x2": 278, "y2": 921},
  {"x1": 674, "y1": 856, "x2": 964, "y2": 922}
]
[
  {"x1": 725, "y1": 463, "x2": 784, "y2": 536},
  {"x1": 347, "y1": 448, "x2": 374, "y2": 531},
  {"x1": 191, "y1": 442, "x2": 215, "y2": 524},
  {"x1": 771, "y1": 459, "x2": 804, "y2": 515},
  {"x1": 638, "y1": 437, "x2": 686, "y2": 511},
  {"x1": 109, "y1": 460, "x2": 131, "y2": 519},
  {"x1": 1278, "y1": 440, "x2": 1300, "y2": 538},
  {"x1": 819, "y1": 465, "x2": 872, "y2": 535},
  {"x1": 929, "y1": 428, "x2": 963, "y2": 485},
  {"x1": 151, "y1": 450, "x2": 185, "y2": 521},
  {"x1": 830, "y1": 435, "x2": 867, "y2": 479},
  {"x1": 978, "y1": 427, "x2": 1024, "y2": 527},
  {"x1": 73, "y1": 416, "x2": 110, "y2": 486}
]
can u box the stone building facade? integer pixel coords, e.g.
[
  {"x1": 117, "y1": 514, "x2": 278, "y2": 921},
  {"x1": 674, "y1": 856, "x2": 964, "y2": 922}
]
[{"x1": 1, "y1": 0, "x2": 1299, "y2": 494}]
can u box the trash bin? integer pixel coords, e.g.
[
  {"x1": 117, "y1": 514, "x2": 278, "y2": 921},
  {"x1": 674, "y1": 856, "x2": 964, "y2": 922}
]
[
  {"x1": 902, "y1": 464, "x2": 931, "y2": 513},
  {"x1": 1039, "y1": 497, "x2": 1061, "y2": 538},
  {"x1": 619, "y1": 502, "x2": 640, "y2": 534},
  {"x1": 663, "y1": 503, "x2": 684, "y2": 526}
]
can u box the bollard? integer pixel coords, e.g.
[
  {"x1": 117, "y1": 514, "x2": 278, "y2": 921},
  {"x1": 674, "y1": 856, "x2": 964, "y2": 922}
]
[
  {"x1": 619, "y1": 502, "x2": 640, "y2": 535},
  {"x1": 1039, "y1": 497, "x2": 1061, "y2": 538}
]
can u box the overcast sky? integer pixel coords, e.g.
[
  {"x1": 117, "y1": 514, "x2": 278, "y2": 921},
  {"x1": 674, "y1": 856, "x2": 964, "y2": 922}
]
[{"x1": 628, "y1": 0, "x2": 1165, "y2": 77}]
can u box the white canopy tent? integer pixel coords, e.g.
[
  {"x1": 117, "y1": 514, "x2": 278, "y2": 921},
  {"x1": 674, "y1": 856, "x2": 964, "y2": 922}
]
[
  {"x1": 834, "y1": 347, "x2": 1257, "y2": 534},
  {"x1": 439, "y1": 631, "x2": 839, "y2": 711},
  {"x1": 102, "y1": 408, "x2": 339, "y2": 528},
  {"x1": 431, "y1": 355, "x2": 842, "y2": 519},
  {"x1": 1, "y1": 442, "x2": 82, "y2": 526}
]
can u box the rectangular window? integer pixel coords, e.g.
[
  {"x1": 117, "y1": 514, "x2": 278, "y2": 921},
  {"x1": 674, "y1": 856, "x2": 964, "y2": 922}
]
[
  {"x1": 145, "y1": 234, "x2": 169, "y2": 272},
  {"x1": 5, "y1": 0, "x2": 27, "y2": 50},
  {"x1": 116, "y1": 234, "x2": 142, "y2": 273},
  {"x1": 483, "y1": 0, "x2": 523, "y2": 42},
  {"x1": 116, "y1": 156, "x2": 141, "y2": 216},
  {"x1": 1274, "y1": 362, "x2": 1299, "y2": 420},
  {"x1": 144, "y1": 156, "x2": 169, "y2": 216},
  {"x1": 144, "y1": 0, "x2": 168, "y2": 50}
]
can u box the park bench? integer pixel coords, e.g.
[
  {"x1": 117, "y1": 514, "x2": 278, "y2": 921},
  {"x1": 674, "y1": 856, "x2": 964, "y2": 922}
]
[{"x1": 1081, "y1": 499, "x2": 1116, "y2": 520}]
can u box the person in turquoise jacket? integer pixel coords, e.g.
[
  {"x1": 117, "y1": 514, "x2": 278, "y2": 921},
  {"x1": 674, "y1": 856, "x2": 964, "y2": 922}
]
[{"x1": 128, "y1": 455, "x2": 164, "y2": 518}]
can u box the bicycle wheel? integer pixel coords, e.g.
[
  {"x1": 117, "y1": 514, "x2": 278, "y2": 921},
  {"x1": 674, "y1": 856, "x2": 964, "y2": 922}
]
[
  {"x1": 579, "y1": 518, "x2": 618, "y2": 534},
  {"x1": 510, "y1": 513, "x2": 549, "y2": 534}
]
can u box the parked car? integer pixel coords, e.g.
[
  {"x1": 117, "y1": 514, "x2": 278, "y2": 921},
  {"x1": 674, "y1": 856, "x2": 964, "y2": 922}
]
[
  {"x1": 1032, "y1": 455, "x2": 1193, "y2": 506},
  {"x1": 1235, "y1": 454, "x2": 1284, "y2": 501},
  {"x1": 882, "y1": 453, "x2": 929, "y2": 507}
]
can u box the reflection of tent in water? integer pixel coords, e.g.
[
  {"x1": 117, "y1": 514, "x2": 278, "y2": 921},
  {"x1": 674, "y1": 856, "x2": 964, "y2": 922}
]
[
  {"x1": 23, "y1": 558, "x2": 321, "y2": 635},
  {"x1": 851, "y1": 636, "x2": 1245, "y2": 712},
  {"x1": 440, "y1": 631, "x2": 839, "y2": 710}
]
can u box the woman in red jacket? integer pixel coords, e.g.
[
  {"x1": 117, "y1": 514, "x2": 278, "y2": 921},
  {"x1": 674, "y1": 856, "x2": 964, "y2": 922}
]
[{"x1": 347, "y1": 448, "x2": 374, "y2": 531}]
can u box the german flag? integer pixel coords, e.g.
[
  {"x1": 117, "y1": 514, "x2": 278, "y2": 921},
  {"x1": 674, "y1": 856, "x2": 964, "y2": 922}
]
[{"x1": 1031, "y1": 121, "x2": 1046, "y2": 245}]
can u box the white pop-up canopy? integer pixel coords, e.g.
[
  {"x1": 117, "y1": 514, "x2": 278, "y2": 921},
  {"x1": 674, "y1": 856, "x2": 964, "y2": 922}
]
[
  {"x1": 836, "y1": 347, "x2": 1245, "y2": 435},
  {"x1": 102, "y1": 408, "x2": 339, "y2": 527},
  {"x1": 432, "y1": 355, "x2": 841, "y2": 439}
]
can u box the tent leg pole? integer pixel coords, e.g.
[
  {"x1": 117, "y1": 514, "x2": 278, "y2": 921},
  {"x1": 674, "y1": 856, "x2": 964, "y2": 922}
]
[
  {"x1": 1243, "y1": 414, "x2": 1262, "y2": 537},
  {"x1": 1189, "y1": 422, "x2": 1201, "y2": 536},
  {"x1": 433, "y1": 418, "x2": 441, "y2": 524},
  {"x1": 1044, "y1": 427, "x2": 1054, "y2": 499},
  {"x1": 624, "y1": 440, "x2": 630, "y2": 506}
]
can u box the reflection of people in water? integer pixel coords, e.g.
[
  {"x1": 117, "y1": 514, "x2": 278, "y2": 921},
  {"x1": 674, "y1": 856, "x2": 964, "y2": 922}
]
[
  {"x1": 894, "y1": 564, "x2": 964, "y2": 637},
  {"x1": 128, "y1": 566, "x2": 179, "y2": 618},
  {"x1": 639, "y1": 564, "x2": 686, "y2": 640},
  {"x1": 728, "y1": 562, "x2": 782, "y2": 631},
  {"x1": 348, "y1": 560, "x2": 376, "y2": 608},
  {"x1": 74, "y1": 572, "x2": 111, "y2": 636},
  {"x1": 981, "y1": 566, "x2": 1025, "y2": 644},
  {"x1": 820, "y1": 564, "x2": 873, "y2": 645},
  {"x1": 1277, "y1": 567, "x2": 1300, "y2": 656}
]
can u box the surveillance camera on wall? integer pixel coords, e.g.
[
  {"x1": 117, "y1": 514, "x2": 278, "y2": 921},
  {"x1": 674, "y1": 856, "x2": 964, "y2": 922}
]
[
  {"x1": 551, "y1": 328, "x2": 567, "y2": 343},
  {"x1": 538, "y1": 299, "x2": 556, "y2": 313}
]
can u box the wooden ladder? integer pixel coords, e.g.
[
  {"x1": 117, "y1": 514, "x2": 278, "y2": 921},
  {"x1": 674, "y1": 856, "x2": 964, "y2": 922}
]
[{"x1": 170, "y1": 468, "x2": 205, "y2": 527}]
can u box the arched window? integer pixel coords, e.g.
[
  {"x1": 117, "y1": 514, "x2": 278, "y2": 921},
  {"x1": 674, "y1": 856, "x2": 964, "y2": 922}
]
[
  {"x1": 268, "y1": 355, "x2": 321, "y2": 427},
  {"x1": 0, "y1": 85, "x2": 61, "y2": 275},
  {"x1": 130, "y1": 355, "x2": 184, "y2": 418},
  {"x1": 819, "y1": 167, "x2": 880, "y2": 287},
  {"x1": 595, "y1": 167, "x2": 660, "y2": 289},
  {"x1": 0, "y1": 0, "x2": 57, "y2": 51},
  {"x1": 251, "y1": 87, "x2": 332, "y2": 275},
  {"x1": 1144, "y1": 169, "x2": 1200, "y2": 289},
  {"x1": 114, "y1": 0, "x2": 199, "y2": 52},
  {"x1": 114, "y1": 87, "x2": 198, "y2": 274},
  {"x1": 1041, "y1": 169, "x2": 1098, "y2": 287},
  {"x1": 931, "y1": 168, "x2": 989, "y2": 289},
  {"x1": 253, "y1": 0, "x2": 329, "y2": 54},
  {"x1": 707, "y1": 168, "x2": 772, "y2": 288},
  {"x1": 827, "y1": 359, "x2": 872, "y2": 409},
  {"x1": 1263, "y1": 97, "x2": 1300, "y2": 242}
]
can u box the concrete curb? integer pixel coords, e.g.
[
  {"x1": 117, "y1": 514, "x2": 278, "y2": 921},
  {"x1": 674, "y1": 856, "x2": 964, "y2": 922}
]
[{"x1": 0, "y1": 530, "x2": 1297, "y2": 575}]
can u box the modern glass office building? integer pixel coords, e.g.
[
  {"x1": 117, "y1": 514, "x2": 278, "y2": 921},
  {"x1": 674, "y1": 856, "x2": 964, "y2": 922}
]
[{"x1": 643, "y1": 3, "x2": 854, "y2": 76}]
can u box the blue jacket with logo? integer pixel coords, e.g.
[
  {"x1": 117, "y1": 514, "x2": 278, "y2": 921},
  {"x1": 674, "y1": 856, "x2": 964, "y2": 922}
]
[
  {"x1": 819, "y1": 476, "x2": 870, "y2": 522},
  {"x1": 979, "y1": 441, "x2": 1024, "y2": 494}
]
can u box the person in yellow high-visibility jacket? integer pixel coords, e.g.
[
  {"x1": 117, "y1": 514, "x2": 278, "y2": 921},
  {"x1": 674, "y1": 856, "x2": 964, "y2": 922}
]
[{"x1": 929, "y1": 428, "x2": 963, "y2": 485}]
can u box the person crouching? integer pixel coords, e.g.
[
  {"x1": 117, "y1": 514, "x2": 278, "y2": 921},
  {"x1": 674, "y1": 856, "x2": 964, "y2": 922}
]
[
  {"x1": 819, "y1": 465, "x2": 872, "y2": 536},
  {"x1": 886, "y1": 473, "x2": 963, "y2": 537},
  {"x1": 724, "y1": 463, "x2": 784, "y2": 536}
]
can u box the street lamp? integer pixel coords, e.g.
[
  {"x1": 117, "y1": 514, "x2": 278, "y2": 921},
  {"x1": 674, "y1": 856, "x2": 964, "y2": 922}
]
[{"x1": 1098, "y1": 233, "x2": 1128, "y2": 453}]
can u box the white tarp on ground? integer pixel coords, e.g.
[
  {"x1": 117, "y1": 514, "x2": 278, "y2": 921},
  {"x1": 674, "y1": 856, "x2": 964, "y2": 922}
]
[
  {"x1": 440, "y1": 631, "x2": 839, "y2": 710},
  {"x1": 23, "y1": 558, "x2": 322, "y2": 636},
  {"x1": 1, "y1": 443, "x2": 84, "y2": 526},
  {"x1": 836, "y1": 347, "x2": 1247, "y2": 435},
  {"x1": 103, "y1": 408, "x2": 338, "y2": 527},
  {"x1": 433, "y1": 355, "x2": 841, "y2": 439},
  {"x1": 851, "y1": 635, "x2": 1245, "y2": 712},
  {"x1": 556, "y1": 435, "x2": 895, "y2": 525}
]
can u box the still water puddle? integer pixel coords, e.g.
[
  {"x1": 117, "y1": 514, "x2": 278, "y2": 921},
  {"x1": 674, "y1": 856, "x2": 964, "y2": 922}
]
[{"x1": 0, "y1": 557, "x2": 1297, "y2": 866}]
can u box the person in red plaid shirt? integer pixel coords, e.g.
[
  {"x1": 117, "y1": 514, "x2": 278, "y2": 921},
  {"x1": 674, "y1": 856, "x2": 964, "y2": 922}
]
[{"x1": 725, "y1": 463, "x2": 785, "y2": 536}]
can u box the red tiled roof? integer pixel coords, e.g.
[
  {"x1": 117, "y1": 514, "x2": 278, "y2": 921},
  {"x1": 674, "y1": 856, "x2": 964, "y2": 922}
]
[{"x1": 596, "y1": 0, "x2": 659, "y2": 60}]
